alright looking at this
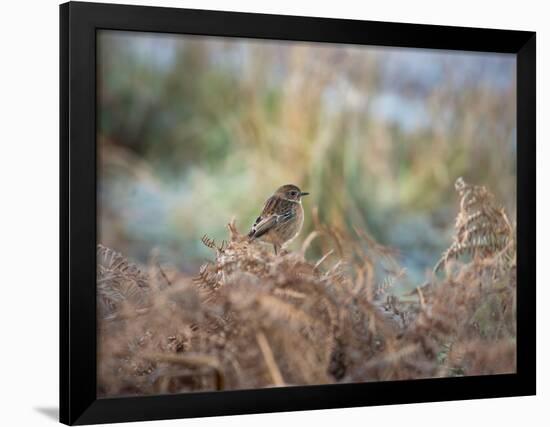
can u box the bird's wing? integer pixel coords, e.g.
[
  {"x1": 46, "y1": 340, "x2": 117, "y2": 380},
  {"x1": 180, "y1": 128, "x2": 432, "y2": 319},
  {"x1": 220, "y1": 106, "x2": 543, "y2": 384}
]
[
  {"x1": 248, "y1": 196, "x2": 297, "y2": 240},
  {"x1": 248, "y1": 214, "x2": 279, "y2": 239}
]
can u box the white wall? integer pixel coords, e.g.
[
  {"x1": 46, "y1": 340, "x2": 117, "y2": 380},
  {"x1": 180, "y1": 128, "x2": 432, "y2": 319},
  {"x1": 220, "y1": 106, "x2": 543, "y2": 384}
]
[{"x1": 0, "y1": 0, "x2": 545, "y2": 426}]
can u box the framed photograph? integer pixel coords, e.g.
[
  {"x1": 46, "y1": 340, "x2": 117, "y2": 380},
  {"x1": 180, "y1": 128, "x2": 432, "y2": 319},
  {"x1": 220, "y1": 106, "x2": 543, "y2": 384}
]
[{"x1": 60, "y1": 1, "x2": 536, "y2": 425}]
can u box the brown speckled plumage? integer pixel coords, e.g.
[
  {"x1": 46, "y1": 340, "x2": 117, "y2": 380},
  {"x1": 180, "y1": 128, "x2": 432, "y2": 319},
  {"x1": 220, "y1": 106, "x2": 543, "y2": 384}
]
[{"x1": 248, "y1": 184, "x2": 308, "y2": 254}]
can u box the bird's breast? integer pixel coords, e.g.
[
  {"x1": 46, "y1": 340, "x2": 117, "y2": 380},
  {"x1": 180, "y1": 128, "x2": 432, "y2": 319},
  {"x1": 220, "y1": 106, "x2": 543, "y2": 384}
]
[{"x1": 280, "y1": 204, "x2": 304, "y2": 242}]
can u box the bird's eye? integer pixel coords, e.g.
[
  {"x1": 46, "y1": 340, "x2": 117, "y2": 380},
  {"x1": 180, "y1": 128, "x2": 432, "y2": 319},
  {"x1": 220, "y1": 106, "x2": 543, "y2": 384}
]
[{"x1": 290, "y1": 191, "x2": 297, "y2": 196}]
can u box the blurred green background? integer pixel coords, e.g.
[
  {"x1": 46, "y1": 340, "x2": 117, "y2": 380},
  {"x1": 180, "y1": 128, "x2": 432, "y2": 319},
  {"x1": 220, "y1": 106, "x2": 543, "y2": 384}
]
[{"x1": 97, "y1": 30, "x2": 516, "y2": 287}]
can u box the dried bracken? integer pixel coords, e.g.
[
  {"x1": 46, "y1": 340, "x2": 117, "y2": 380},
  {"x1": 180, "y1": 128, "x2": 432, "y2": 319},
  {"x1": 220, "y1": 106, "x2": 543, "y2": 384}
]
[
  {"x1": 97, "y1": 179, "x2": 516, "y2": 397},
  {"x1": 434, "y1": 177, "x2": 514, "y2": 273},
  {"x1": 97, "y1": 244, "x2": 150, "y2": 318}
]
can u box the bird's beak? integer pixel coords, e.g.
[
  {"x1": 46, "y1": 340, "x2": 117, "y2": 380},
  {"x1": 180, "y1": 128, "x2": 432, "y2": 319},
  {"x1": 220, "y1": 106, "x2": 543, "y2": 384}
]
[{"x1": 300, "y1": 192, "x2": 310, "y2": 196}]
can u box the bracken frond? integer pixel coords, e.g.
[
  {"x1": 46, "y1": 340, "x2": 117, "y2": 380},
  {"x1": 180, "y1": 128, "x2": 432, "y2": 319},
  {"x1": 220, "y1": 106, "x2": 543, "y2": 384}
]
[{"x1": 434, "y1": 177, "x2": 514, "y2": 273}]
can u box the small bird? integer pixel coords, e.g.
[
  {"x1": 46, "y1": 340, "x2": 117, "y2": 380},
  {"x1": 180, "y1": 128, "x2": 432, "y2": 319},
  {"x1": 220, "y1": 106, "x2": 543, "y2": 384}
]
[{"x1": 247, "y1": 184, "x2": 309, "y2": 255}]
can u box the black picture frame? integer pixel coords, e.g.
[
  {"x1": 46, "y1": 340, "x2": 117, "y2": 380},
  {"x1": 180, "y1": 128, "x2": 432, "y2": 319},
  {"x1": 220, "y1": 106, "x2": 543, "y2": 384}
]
[{"x1": 60, "y1": 1, "x2": 536, "y2": 425}]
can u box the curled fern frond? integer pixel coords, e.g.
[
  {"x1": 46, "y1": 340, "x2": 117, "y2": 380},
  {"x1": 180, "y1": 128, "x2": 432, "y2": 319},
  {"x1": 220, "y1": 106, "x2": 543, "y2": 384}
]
[
  {"x1": 435, "y1": 177, "x2": 513, "y2": 273},
  {"x1": 201, "y1": 234, "x2": 216, "y2": 249}
]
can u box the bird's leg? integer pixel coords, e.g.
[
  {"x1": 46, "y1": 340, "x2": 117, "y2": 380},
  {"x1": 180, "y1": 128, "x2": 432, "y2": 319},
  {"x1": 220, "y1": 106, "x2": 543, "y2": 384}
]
[{"x1": 273, "y1": 243, "x2": 280, "y2": 255}]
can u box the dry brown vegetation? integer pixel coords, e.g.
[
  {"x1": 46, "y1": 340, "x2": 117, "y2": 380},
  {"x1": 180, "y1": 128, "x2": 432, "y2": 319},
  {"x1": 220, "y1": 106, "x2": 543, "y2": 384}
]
[{"x1": 97, "y1": 178, "x2": 516, "y2": 397}]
